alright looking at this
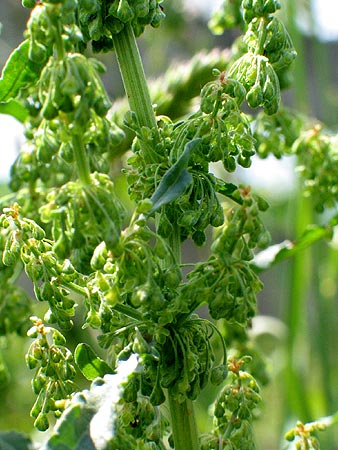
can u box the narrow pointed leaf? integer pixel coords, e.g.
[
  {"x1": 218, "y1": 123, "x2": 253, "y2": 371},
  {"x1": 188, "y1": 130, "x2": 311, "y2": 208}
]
[
  {"x1": 252, "y1": 225, "x2": 331, "y2": 272},
  {"x1": 0, "y1": 40, "x2": 43, "y2": 102},
  {"x1": 75, "y1": 343, "x2": 113, "y2": 380},
  {"x1": 149, "y1": 138, "x2": 201, "y2": 213}
]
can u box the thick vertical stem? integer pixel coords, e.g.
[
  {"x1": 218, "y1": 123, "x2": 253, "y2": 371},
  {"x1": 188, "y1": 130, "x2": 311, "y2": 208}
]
[
  {"x1": 112, "y1": 24, "x2": 158, "y2": 137},
  {"x1": 167, "y1": 223, "x2": 200, "y2": 450},
  {"x1": 168, "y1": 390, "x2": 200, "y2": 450},
  {"x1": 72, "y1": 132, "x2": 91, "y2": 185},
  {"x1": 284, "y1": 192, "x2": 313, "y2": 422},
  {"x1": 113, "y1": 24, "x2": 200, "y2": 449}
]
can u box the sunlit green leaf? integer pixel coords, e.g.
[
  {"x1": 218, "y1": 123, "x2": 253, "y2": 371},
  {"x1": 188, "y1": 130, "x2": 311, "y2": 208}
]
[
  {"x1": 253, "y1": 225, "x2": 331, "y2": 271},
  {"x1": 0, "y1": 40, "x2": 43, "y2": 103},
  {"x1": 75, "y1": 343, "x2": 113, "y2": 380},
  {"x1": 41, "y1": 356, "x2": 139, "y2": 450}
]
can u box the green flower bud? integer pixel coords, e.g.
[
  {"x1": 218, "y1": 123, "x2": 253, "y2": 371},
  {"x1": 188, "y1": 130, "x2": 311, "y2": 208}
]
[
  {"x1": 26, "y1": 354, "x2": 39, "y2": 370},
  {"x1": 150, "y1": 383, "x2": 165, "y2": 406},
  {"x1": 22, "y1": 0, "x2": 36, "y2": 7},
  {"x1": 246, "y1": 84, "x2": 263, "y2": 109},
  {"x1": 52, "y1": 329, "x2": 66, "y2": 346},
  {"x1": 30, "y1": 397, "x2": 42, "y2": 419},
  {"x1": 85, "y1": 308, "x2": 101, "y2": 329},
  {"x1": 214, "y1": 402, "x2": 225, "y2": 418},
  {"x1": 210, "y1": 364, "x2": 229, "y2": 385},
  {"x1": 29, "y1": 41, "x2": 47, "y2": 64},
  {"x1": 223, "y1": 155, "x2": 236, "y2": 172},
  {"x1": 34, "y1": 412, "x2": 49, "y2": 431},
  {"x1": 164, "y1": 267, "x2": 182, "y2": 289},
  {"x1": 263, "y1": 0, "x2": 281, "y2": 14},
  {"x1": 41, "y1": 98, "x2": 58, "y2": 120},
  {"x1": 109, "y1": 0, "x2": 134, "y2": 23}
]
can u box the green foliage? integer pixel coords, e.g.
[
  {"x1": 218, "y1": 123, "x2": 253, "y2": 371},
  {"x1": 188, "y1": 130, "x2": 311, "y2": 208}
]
[
  {"x1": 0, "y1": 431, "x2": 32, "y2": 450},
  {"x1": 0, "y1": 0, "x2": 337, "y2": 449}
]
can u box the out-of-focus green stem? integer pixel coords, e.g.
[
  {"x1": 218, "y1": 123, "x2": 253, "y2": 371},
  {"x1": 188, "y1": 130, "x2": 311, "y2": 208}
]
[
  {"x1": 284, "y1": 1, "x2": 311, "y2": 114},
  {"x1": 284, "y1": 192, "x2": 313, "y2": 422}
]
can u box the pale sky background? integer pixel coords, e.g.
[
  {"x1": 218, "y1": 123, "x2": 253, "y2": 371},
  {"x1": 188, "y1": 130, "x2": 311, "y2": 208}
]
[{"x1": 1, "y1": 0, "x2": 338, "y2": 183}]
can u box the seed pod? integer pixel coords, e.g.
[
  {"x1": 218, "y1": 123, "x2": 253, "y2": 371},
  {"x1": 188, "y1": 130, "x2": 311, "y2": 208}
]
[
  {"x1": 93, "y1": 96, "x2": 112, "y2": 117},
  {"x1": 223, "y1": 155, "x2": 236, "y2": 173},
  {"x1": 29, "y1": 41, "x2": 47, "y2": 64},
  {"x1": 210, "y1": 364, "x2": 229, "y2": 385},
  {"x1": 164, "y1": 267, "x2": 182, "y2": 289},
  {"x1": 22, "y1": 0, "x2": 36, "y2": 7},
  {"x1": 263, "y1": 0, "x2": 281, "y2": 14},
  {"x1": 85, "y1": 308, "x2": 101, "y2": 329},
  {"x1": 41, "y1": 98, "x2": 58, "y2": 120},
  {"x1": 52, "y1": 329, "x2": 66, "y2": 346},
  {"x1": 34, "y1": 412, "x2": 49, "y2": 431},
  {"x1": 246, "y1": 84, "x2": 263, "y2": 109},
  {"x1": 26, "y1": 354, "x2": 39, "y2": 370},
  {"x1": 150, "y1": 383, "x2": 165, "y2": 406}
]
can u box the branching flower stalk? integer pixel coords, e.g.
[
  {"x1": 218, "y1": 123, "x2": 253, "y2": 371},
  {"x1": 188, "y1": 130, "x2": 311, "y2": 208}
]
[{"x1": 0, "y1": 0, "x2": 337, "y2": 449}]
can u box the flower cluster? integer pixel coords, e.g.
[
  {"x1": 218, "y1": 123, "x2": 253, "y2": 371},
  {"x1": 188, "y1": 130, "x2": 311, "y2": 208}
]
[
  {"x1": 201, "y1": 357, "x2": 262, "y2": 450},
  {"x1": 79, "y1": 0, "x2": 165, "y2": 52},
  {"x1": 26, "y1": 317, "x2": 76, "y2": 431}
]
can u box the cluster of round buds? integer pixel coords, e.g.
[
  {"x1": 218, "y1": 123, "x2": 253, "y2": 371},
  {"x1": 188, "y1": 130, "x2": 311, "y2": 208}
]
[
  {"x1": 179, "y1": 186, "x2": 269, "y2": 324},
  {"x1": 212, "y1": 357, "x2": 261, "y2": 448},
  {"x1": 24, "y1": 0, "x2": 80, "y2": 63},
  {"x1": 199, "y1": 71, "x2": 256, "y2": 171},
  {"x1": 252, "y1": 108, "x2": 303, "y2": 159},
  {"x1": 242, "y1": 0, "x2": 281, "y2": 22},
  {"x1": 39, "y1": 172, "x2": 126, "y2": 273},
  {"x1": 285, "y1": 420, "x2": 327, "y2": 450},
  {"x1": 292, "y1": 125, "x2": 338, "y2": 212},
  {"x1": 1, "y1": 204, "x2": 79, "y2": 329},
  {"x1": 78, "y1": 0, "x2": 165, "y2": 52},
  {"x1": 26, "y1": 316, "x2": 77, "y2": 431},
  {"x1": 39, "y1": 54, "x2": 111, "y2": 122},
  {"x1": 229, "y1": 53, "x2": 280, "y2": 115}
]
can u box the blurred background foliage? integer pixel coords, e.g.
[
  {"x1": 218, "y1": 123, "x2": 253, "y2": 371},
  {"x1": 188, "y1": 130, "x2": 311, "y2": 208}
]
[{"x1": 0, "y1": 0, "x2": 338, "y2": 448}]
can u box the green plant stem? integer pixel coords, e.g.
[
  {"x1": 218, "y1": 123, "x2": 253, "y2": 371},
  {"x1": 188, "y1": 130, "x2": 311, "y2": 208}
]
[
  {"x1": 168, "y1": 390, "x2": 200, "y2": 450},
  {"x1": 112, "y1": 24, "x2": 158, "y2": 139},
  {"x1": 284, "y1": 192, "x2": 313, "y2": 422},
  {"x1": 72, "y1": 132, "x2": 91, "y2": 185},
  {"x1": 166, "y1": 222, "x2": 200, "y2": 449}
]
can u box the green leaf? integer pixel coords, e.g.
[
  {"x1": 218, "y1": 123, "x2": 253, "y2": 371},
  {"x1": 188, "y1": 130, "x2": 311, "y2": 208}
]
[
  {"x1": 252, "y1": 225, "x2": 331, "y2": 272},
  {"x1": 0, "y1": 100, "x2": 28, "y2": 122},
  {"x1": 149, "y1": 138, "x2": 201, "y2": 213},
  {"x1": 75, "y1": 343, "x2": 113, "y2": 380},
  {"x1": 0, "y1": 40, "x2": 43, "y2": 103},
  {"x1": 0, "y1": 431, "x2": 32, "y2": 450},
  {"x1": 41, "y1": 356, "x2": 139, "y2": 450},
  {"x1": 214, "y1": 179, "x2": 242, "y2": 204}
]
